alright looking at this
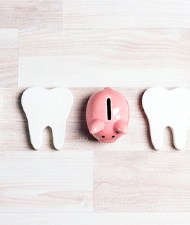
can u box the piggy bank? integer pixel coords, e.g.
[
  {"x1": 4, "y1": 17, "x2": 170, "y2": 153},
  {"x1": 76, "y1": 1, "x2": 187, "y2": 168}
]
[{"x1": 86, "y1": 88, "x2": 130, "y2": 143}]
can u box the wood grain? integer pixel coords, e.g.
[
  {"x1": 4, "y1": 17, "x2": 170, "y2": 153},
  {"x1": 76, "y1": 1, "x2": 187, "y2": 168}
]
[
  {"x1": 0, "y1": 151, "x2": 93, "y2": 212},
  {"x1": 62, "y1": 0, "x2": 190, "y2": 28},
  {"x1": 0, "y1": 0, "x2": 63, "y2": 29},
  {"x1": 0, "y1": 29, "x2": 18, "y2": 87},
  {"x1": 0, "y1": 0, "x2": 190, "y2": 29},
  {"x1": 94, "y1": 151, "x2": 190, "y2": 212},
  {"x1": 18, "y1": 29, "x2": 190, "y2": 87},
  {"x1": 1, "y1": 213, "x2": 190, "y2": 225}
]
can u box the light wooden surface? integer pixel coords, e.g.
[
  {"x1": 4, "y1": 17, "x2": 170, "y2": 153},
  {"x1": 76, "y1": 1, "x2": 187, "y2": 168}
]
[
  {"x1": 18, "y1": 29, "x2": 190, "y2": 87},
  {"x1": 62, "y1": 0, "x2": 190, "y2": 28},
  {"x1": 1, "y1": 213, "x2": 190, "y2": 225},
  {"x1": 0, "y1": 0, "x2": 190, "y2": 224}
]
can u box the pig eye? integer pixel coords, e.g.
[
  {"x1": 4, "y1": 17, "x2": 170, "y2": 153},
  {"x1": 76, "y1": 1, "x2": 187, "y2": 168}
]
[
  {"x1": 102, "y1": 136, "x2": 105, "y2": 138},
  {"x1": 112, "y1": 136, "x2": 115, "y2": 138}
]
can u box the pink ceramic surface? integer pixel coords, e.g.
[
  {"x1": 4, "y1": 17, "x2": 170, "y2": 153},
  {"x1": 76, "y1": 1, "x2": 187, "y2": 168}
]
[{"x1": 86, "y1": 88, "x2": 130, "y2": 143}]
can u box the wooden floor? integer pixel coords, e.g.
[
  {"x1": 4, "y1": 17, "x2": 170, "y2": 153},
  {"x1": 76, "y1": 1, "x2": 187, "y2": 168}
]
[{"x1": 0, "y1": 0, "x2": 190, "y2": 224}]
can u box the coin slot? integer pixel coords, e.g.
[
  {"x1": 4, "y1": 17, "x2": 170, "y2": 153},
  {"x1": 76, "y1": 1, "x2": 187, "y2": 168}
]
[{"x1": 107, "y1": 98, "x2": 111, "y2": 120}]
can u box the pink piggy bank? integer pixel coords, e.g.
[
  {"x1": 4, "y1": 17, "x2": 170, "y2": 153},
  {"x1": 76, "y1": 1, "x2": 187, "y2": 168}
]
[{"x1": 86, "y1": 88, "x2": 130, "y2": 143}]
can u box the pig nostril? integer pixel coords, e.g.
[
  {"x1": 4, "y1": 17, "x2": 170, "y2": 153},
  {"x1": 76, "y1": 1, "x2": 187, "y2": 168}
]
[
  {"x1": 102, "y1": 136, "x2": 105, "y2": 138},
  {"x1": 112, "y1": 136, "x2": 115, "y2": 138}
]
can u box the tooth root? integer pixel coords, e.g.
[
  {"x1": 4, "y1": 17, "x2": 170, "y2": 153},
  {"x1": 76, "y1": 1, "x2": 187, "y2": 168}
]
[
  {"x1": 149, "y1": 123, "x2": 164, "y2": 150},
  {"x1": 172, "y1": 125, "x2": 188, "y2": 150},
  {"x1": 28, "y1": 122, "x2": 44, "y2": 150},
  {"x1": 52, "y1": 123, "x2": 66, "y2": 150}
]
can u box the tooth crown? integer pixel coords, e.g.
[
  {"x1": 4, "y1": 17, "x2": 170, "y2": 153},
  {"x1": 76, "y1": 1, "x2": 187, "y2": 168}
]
[
  {"x1": 142, "y1": 87, "x2": 190, "y2": 150},
  {"x1": 21, "y1": 87, "x2": 73, "y2": 150}
]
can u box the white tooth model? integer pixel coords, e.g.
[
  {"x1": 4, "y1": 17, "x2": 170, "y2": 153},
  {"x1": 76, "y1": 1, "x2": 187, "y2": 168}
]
[
  {"x1": 21, "y1": 87, "x2": 73, "y2": 150},
  {"x1": 142, "y1": 87, "x2": 190, "y2": 150}
]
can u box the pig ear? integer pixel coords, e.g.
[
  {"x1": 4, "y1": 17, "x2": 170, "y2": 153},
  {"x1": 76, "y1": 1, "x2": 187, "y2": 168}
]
[
  {"x1": 114, "y1": 120, "x2": 128, "y2": 134},
  {"x1": 89, "y1": 119, "x2": 105, "y2": 134}
]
